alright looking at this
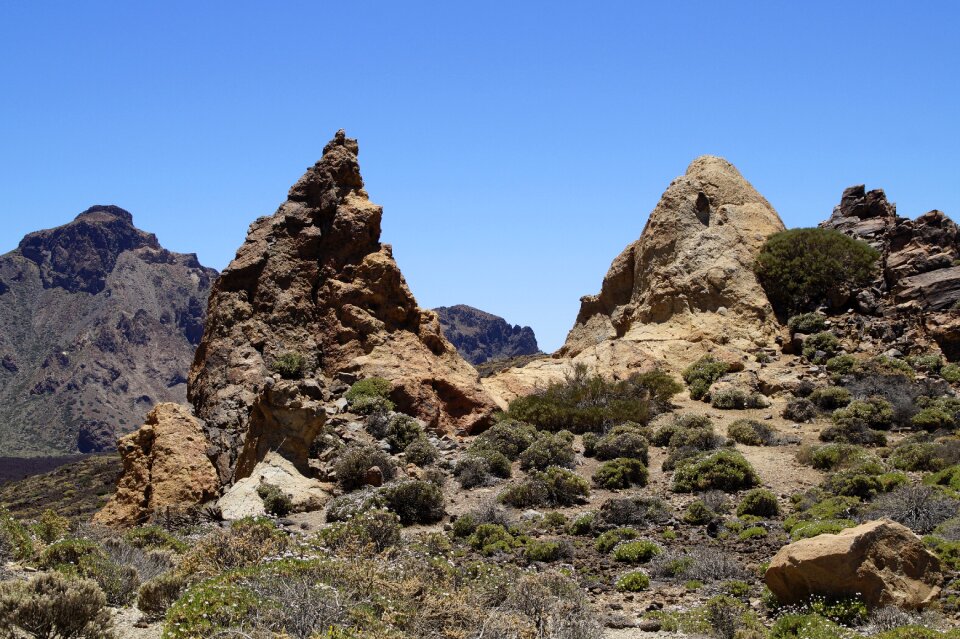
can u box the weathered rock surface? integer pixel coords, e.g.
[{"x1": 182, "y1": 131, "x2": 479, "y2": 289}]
[
  {"x1": 765, "y1": 519, "x2": 942, "y2": 609},
  {"x1": 434, "y1": 304, "x2": 539, "y2": 365},
  {"x1": 217, "y1": 452, "x2": 332, "y2": 520},
  {"x1": 190, "y1": 130, "x2": 497, "y2": 482},
  {"x1": 486, "y1": 156, "x2": 784, "y2": 404},
  {"x1": 0, "y1": 206, "x2": 216, "y2": 456},
  {"x1": 93, "y1": 403, "x2": 219, "y2": 527}
]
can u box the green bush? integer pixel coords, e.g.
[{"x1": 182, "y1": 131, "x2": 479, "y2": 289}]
[
  {"x1": 524, "y1": 538, "x2": 569, "y2": 563},
  {"x1": 683, "y1": 500, "x2": 716, "y2": 525},
  {"x1": 710, "y1": 388, "x2": 767, "y2": 410},
  {"x1": 784, "y1": 494, "x2": 860, "y2": 534},
  {"x1": 672, "y1": 450, "x2": 759, "y2": 493},
  {"x1": 754, "y1": 227, "x2": 880, "y2": 316},
  {"x1": 833, "y1": 397, "x2": 894, "y2": 430},
  {"x1": 518, "y1": 432, "x2": 576, "y2": 471},
  {"x1": 783, "y1": 397, "x2": 817, "y2": 422},
  {"x1": 790, "y1": 519, "x2": 856, "y2": 540},
  {"x1": 823, "y1": 462, "x2": 892, "y2": 499},
  {"x1": 384, "y1": 414, "x2": 423, "y2": 452},
  {"x1": 0, "y1": 507, "x2": 34, "y2": 561},
  {"x1": 594, "y1": 425, "x2": 649, "y2": 462},
  {"x1": 825, "y1": 355, "x2": 857, "y2": 378},
  {"x1": 593, "y1": 458, "x2": 649, "y2": 489},
  {"x1": 595, "y1": 527, "x2": 640, "y2": 553},
  {"x1": 467, "y1": 523, "x2": 519, "y2": 556},
  {"x1": 474, "y1": 419, "x2": 537, "y2": 460},
  {"x1": 32, "y1": 509, "x2": 70, "y2": 545},
  {"x1": 728, "y1": 419, "x2": 776, "y2": 446},
  {"x1": 0, "y1": 572, "x2": 113, "y2": 639},
  {"x1": 345, "y1": 377, "x2": 395, "y2": 414},
  {"x1": 334, "y1": 443, "x2": 395, "y2": 491},
  {"x1": 810, "y1": 386, "x2": 851, "y2": 409},
  {"x1": 567, "y1": 513, "x2": 595, "y2": 536},
  {"x1": 682, "y1": 356, "x2": 730, "y2": 401},
  {"x1": 911, "y1": 396, "x2": 960, "y2": 431},
  {"x1": 123, "y1": 526, "x2": 188, "y2": 553},
  {"x1": 737, "y1": 489, "x2": 780, "y2": 517},
  {"x1": 788, "y1": 313, "x2": 827, "y2": 335},
  {"x1": 800, "y1": 443, "x2": 869, "y2": 470},
  {"x1": 925, "y1": 464, "x2": 960, "y2": 492},
  {"x1": 39, "y1": 538, "x2": 137, "y2": 606},
  {"x1": 890, "y1": 442, "x2": 949, "y2": 472},
  {"x1": 380, "y1": 480, "x2": 445, "y2": 525},
  {"x1": 454, "y1": 447, "x2": 512, "y2": 488},
  {"x1": 802, "y1": 332, "x2": 841, "y2": 363},
  {"x1": 661, "y1": 421, "x2": 727, "y2": 471},
  {"x1": 615, "y1": 570, "x2": 650, "y2": 592},
  {"x1": 941, "y1": 363, "x2": 960, "y2": 383},
  {"x1": 138, "y1": 571, "x2": 185, "y2": 620},
  {"x1": 256, "y1": 482, "x2": 293, "y2": 517},
  {"x1": 908, "y1": 353, "x2": 944, "y2": 373},
  {"x1": 270, "y1": 351, "x2": 306, "y2": 379},
  {"x1": 315, "y1": 509, "x2": 401, "y2": 552},
  {"x1": 738, "y1": 525, "x2": 768, "y2": 540},
  {"x1": 403, "y1": 436, "x2": 439, "y2": 466},
  {"x1": 499, "y1": 466, "x2": 590, "y2": 508},
  {"x1": 613, "y1": 540, "x2": 662, "y2": 563},
  {"x1": 506, "y1": 364, "x2": 668, "y2": 432}
]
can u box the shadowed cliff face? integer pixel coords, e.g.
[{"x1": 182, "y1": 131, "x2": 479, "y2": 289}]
[
  {"x1": 434, "y1": 304, "x2": 539, "y2": 365},
  {"x1": 0, "y1": 207, "x2": 217, "y2": 456},
  {"x1": 189, "y1": 130, "x2": 497, "y2": 483}
]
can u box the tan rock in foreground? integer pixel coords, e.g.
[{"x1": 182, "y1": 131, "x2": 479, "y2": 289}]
[
  {"x1": 765, "y1": 519, "x2": 942, "y2": 609},
  {"x1": 93, "y1": 403, "x2": 219, "y2": 527}
]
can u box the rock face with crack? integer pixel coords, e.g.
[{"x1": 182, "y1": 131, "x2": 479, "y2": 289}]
[
  {"x1": 189, "y1": 130, "x2": 498, "y2": 483},
  {"x1": 765, "y1": 519, "x2": 942, "y2": 609},
  {"x1": 434, "y1": 304, "x2": 539, "y2": 365},
  {"x1": 0, "y1": 206, "x2": 216, "y2": 456},
  {"x1": 93, "y1": 403, "x2": 219, "y2": 527}
]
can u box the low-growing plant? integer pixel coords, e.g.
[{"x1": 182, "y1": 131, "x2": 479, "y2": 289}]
[
  {"x1": 738, "y1": 525, "x2": 768, "y2": 540},
  {"x1": 518, "y1": 431, "x2": 576, "y2": 471},
  {"x1": 0, "y1": 507, "x2": 34, "y2": 562},
  {"x1": 672, "y1": 450, "x2": 759, "y2": 493},
  {"x1": 783, "y1": 397, "x2": 817, "y2": 422},
  {"x1": 467, "y1": 523, "x2": 520, "y2": 556},
  {"x1": 683, "y1": 356, "x2": 730, "y2": 401},
  {"x1": 810, "y1": 386, "x2": 852, "y2": 409},
  {"x1": 941, "y1": 363, "x2": 960, "y2": 384},
  {"x1": 798, "y1": 443, "x2": 870, "y2": 471},
  {"x1": 32, "y1": 509, "x2": 71, "y2": 544},
  {"x1": 567, "y1": 512, "x2": 595, "y2": 536},
  {"x1": 345, "y1": 376, "x2": 395, "y2": 414},
  {"x1": 803, "y1": 332, "x2": 841, "y2": 363},
  {"x1": 123, "y1": 526, "x2": 188, "y2": 553},
  {"x1": 594, "y1": 424, "x2": 649, "y2": 462},
  {"x1": 473, "y1": 419, "x2": 537, "y2": 459},
  {"x1": 711, "y1": 388, "x2": 767, "y2": 410},
  {"x1": 0, "y1": 572, "x2": 114, "y2": 639},
  {"x1": 179, "y1": 517, "x2": 288, "y2": 579},
  {"x1": 138, "y1": 570, "x2": 186, "y2": 620},
  {"x1": 524, "y1": 538, "x2": 570, "y2": 563},
  {"x1": 615, "y1": 570, "x2": 650, "y2": 591},
  {"x1": 594, "y1": 495, "x2": 670, "y2": 528},
  {"x1": 257, "y1": 481, "x2": 293, "y2": 517},
  {"x1": 825, "y1": 354, "x2": 858, "y2": 378},
  {"x1": 613, "y1": 539, "x2": 662, "y2": 563},
  {"x1": 863, "y1": 485, "x2": 960, "y2": 534},
  {"x1": 315, "y1": 509, "x2": 402, "y2": 552},
  {"x1": 595, "y1": 527, "x2": 640, "y2": 553},
  {"x1": 728, "y1": 419, "x2": 777, "y2": 446},
  {"x1": 334, "y1": 443, "x2": 395, "y2": 491},
  {"x1": 380, "y1": 480, "x2": 445, "y2": 525},
  {"x1": 683, "y1": 500, "x2": 717, "y2": 525},
  {"x1": 788, "y1": 312, "x2": 827, "y2": 335},
  {"x1": 593, "y1": 457, "x2": 648, "y2": 489},
  {"x1": 911, "y1": 396, "x2": 960, "y2": 432},
  {"x1": 737, "y1": 488, "x2": 780, "y2": 517}
]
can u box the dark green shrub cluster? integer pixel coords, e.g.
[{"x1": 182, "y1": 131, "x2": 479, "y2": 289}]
[
  {"x1": 345, "y1": 377, "x2": 395, "y2": 414},
  {"x1": 594, "y1": 495, "x2": 671, "y2": 528},
  {"x1": 802, "y1": 332, "x2": 841, "y2": 363},
  {"x1": 593, "y1": 458, "x2": 648, "y2": 489},
  {"x1": 474, "y1": 419, "x2": 537, "y2": 458},
  {"x1": 467, "y1": 523, "x2": 522, "y2": 556},
  {"x1": 797, "y1": 443, "x2": 869, "y2": 471},
  {"x1": 256, "y1": 482, "x2": 293, "y2": 517},
  {"x1": 315, "y1": 509, "x2": 402, "y2": 552},
  {"x1": 924, "y1": 465, "x2": 960, "y2": 493},
  {"x1": 890, "y1": 440, "x2": 956, "y2": 472},
  {"x1": 615, "y1": 570, "x2": 650, "y2": 592},
  {"x1": 594, "y1": 423, "x2": 650, "y2": 462},
  {"x1": 908, "y1": 353, "x2": 944, "y2": 374},
  {"x1": 810, "y1": 386, "x2": 852, "y2": 409},
  {"x1": 385, "y1": 414, "x2": 424, "y2": 452},
  {"x1": 594, "y1": 527, "x2": 640, "y2": 553},
  {"x1": 403, "y1": 436, "x2": 439, "y2": 466},
  {"x1": 499, "y1": 466, "x2": 589, "y2": 508},
  {"x1": 39, "y1": 538, "x2": 140, "y2": 606},
  {"x1": 671, "y1": 450, "x2": 759, "y2": 493},
  {"x1": 864, "y1": 485, "x2": 959, "y2": 534},
  {"x1": 754, "y1": 227, "x2": 880, "y2": 317},
  {"x1": 270, "y1": 351, "x2": 307, "y2": 379},
  {"x1": 567, "y1": 512, "x2": 595, "y2": 535},
  {"x1": 651, "y1": 413, "x2": 713, "y2": 445},
  {"x1": 0, "y1": 572, "x2": 113, "y2": 638},
  {"x1": 613, "y1": 539, "x2": 662, "y2": 564},
  {"x1": 31, "y1": 509, "x2": 70, "y2": 544},
  {"x1": 380, "y1": 480, "x2": 445, "y2": 525},
  {"x1": 825, "y1": 355, "x2": 858, "y2": 378},
  {"x1": 784, "y1": 494, "x2": 860, "y2": 540},
  {"x1": 710, "y1": 387, "x2": 767, "y2": 410},
  {"x1": 334, "y1": 444, "x2": 395, "y2": 491},
  {"x1": 737, "y1": 489, "x2": 780, "y2": 517},
  {"x1": 788, "y1": 312, "x2": 827, "y2": 335},
  {"x1": 454, "y1": 447, "x2": 512, "y2": 488},
  {"x1": 524, "y1": 538, "x2": 571, "y2": 563},
  {"x1": 821, "y1": 460, "x2": 904, "y2": 499},
  {"x1": 138, "y1": 571, "x2": 186, "y2": 620},
  {"x1": 507, "y1": 364, "x2": 677, "y2": 432},
  {"x1": 728, "y1": 419, "x2": 777, "y2": 446},
  {"x1": 682, "y1": 356, "x2": 730, "y2": 401},
  {"x1": 518, "y1": 430, "x2": 575, "y2": 471},
  {"x1": 783, "y1": 397, "x2": 817, "y2": 422},
  {"x1": 0, "y1": 507, "x2": 34, "y2": 562},
  {"x1": 941, "y1": 363, "x2": 960, "y2": 384},
  {"x1": 123, "y1": 526, "x2": 187, "y2": 554},
  {"x1": 821, "y1": 398, "x2": 892, "y2": 446},
  {"x1": 912, "y1": 396, "x2": 960, "y2": 431}
]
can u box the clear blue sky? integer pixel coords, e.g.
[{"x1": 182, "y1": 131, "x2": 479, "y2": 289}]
[{"x1": 1, "y1": 2, "x2": 958, "y2": 351}]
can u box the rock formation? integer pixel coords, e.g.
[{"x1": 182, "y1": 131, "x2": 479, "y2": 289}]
[
  {"x1": 93, "y1": 403, "x2": 219, "y2": 527},
  {"x1": 434, "y1": 304, "x2": 539, "y2": 365},
  {"x1": 0, "y1": 207, "x2": 216, "y2": 456},
  {"x1": 485, "y1": 156, "x2": 785, "y2": 405},
  {"x1": 189, "y1": 130, "x2": 497, "y2": 483},
  {"x1": 765, "y1": 519, "x2": 942, "y2": 609}
]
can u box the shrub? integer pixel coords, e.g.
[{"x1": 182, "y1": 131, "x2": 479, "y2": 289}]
[
  {"x1": 473, "y1": 419, "x2": 536, "y2": 459},
  {"x1": 754, "y1": 227, "x2": 880, "y2": 316},
  {"x1": 710, "y1": 388, "x2": 767, "y2": 410},
  {"x1": 890, "y1": 441, "x2": 949, "y2": 472},
  {"x1": 0, "y1": 572, "x2": 113, "y2": 639},
  {"x1": 783, "y1": 397, "x2": 817, "y2": 422},
  {"x1": 467, "y1": 523, "x2": 519, "y2": 556},
  {"x1": 822, "y1": 462, "x2": 891, "y2": 499},
  {"x1": 737, "y1": 489, "x2": 780, "y2": 517},
  {"x1": 833, "y1": 397, "x2": 894, "y2": 430},
  {"x1": 802, "y1": 332, "x2": 841, "y2": 363},
  {"x1": 911, "y1": 396, "x2": 960, "y2": 431},
  {"x1": 524, "y1": 538, "x2": 570, "y2": 563},
  {"x1": 594, "y1": 426, "x2": 650, "y2": 463},
  {"x1": 507, "y1": 364, "x2": 664, "y2": 432},
  {"x1": 594, "y1": 495, "x2": 671, "y2": 529},
  {"x1": 662, "y1": 422, "x2": 727, "y2": 471},
  {"x1": 568, "y1": 513, "x2": 595, "y2": 536},
  {"x1": 908, "y1": 353, "x2": 944, "y2": 373},
  {"x1": 682, "y1": 356, "x2": 730, "y2": 400},
  {"x1": 788, "y1": 312, "x2": 827, "y2": 335},
  {"x1": 32, "y1": 509, "x2": 71, "y2": 544},
  {"x1": 256, "y1": 482, "x2": 293, "y2": 517},
  {"x1": 683, "y1": 500, "x2": 716, "y2": 525},
  {"x1": 595, "y1": 528, "x2": 640, "y2": 553},
  {"x1": 0, "y1": 508, "x2": 33, "y2": 562},
  {"x1": 593, "y1": 458, "x2": 649, "y2": 489},
  {"x1": 518, "y1": 432, "x2": 575, "y2": 471},
  {"x1": 179, "y1": 517, "x2": 287, "y2": 578},
  {"x1": 800, "y1": 443, "x2": 869, "y2": 470},
  {"x1": 123, "y1": 526, "x2": 188, "y2": 553},
  {"x1": 380, "y1": 480, "x2": 445, "y2": 525},
  {"x1": 925, "y1": 464, "x2": 960, "y2": 492},
  {"x1": 137, "y1": 570, "x2": 185, "y2": 620},
  {"x1": 334, "y1": 443, "x2": 395, "y2": 491},
  {"x1": 941, "y1": 363, "x2": 960, "y2": 383},
  {"x1": 315, "y1": 509, "x2": 402, "y2": 552},
  {"x1": 403, "y1": 436, "x2": 439, "y2": 466},
  {"x1": 672, "y1": 450, "x2": 759, "y2": 493},
  {"x1": 810, "y1": 386, "x2": 852, "y2": 409},
  {"x1": 345, "y1": 377, "x2": 395, "y2": 414},
  {"x1": 500, "y1": 466, "x2": 589, "y2": 508},
  {"x1": 728, "y1": 419, "x2": 777, "y2": 446},
  {"x1": 825, "y1": 355, "x2": 858, "y2": 378},
  {"x1": 863, "y1": 485, "x2": 959, "y2": 534},
  {"x1": 613, "y1": 540, "x2": 662, "y2": 564},
  {"x1": 615, "y1": 570, "x2": 650, "y2": 592},
  {"x1": 270, "y1": 351, "x2": 306, "y2": 379}
]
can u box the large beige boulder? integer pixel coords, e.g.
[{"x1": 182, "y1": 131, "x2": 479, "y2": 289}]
[
  {"x1": 217, "y1": 452, "x2": 332, "y2": 520},
  {"x1": 94, "y1": 403, "x2": 219, "y2": 527},
  {"x1": 765, "y1": 519, "x2": 942, "y2": 609}
]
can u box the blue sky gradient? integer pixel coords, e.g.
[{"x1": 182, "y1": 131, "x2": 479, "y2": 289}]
[{"x1": 1, "y1": 2, "x2": 958, "y2": 350}]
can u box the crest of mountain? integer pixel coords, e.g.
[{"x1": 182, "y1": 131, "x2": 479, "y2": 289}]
[
  {"x1": 189, "y1": 130, "x2": 498, "y2": 483},
  {"x1": 0, "y1": 206, "x2": 217, "y2": 456},
  {"x1": 434, "y1": 304, "x2": 539, "y2": 365},
  {"x1": 484, "y1": 156, "x2": 786, "y2": 404}
]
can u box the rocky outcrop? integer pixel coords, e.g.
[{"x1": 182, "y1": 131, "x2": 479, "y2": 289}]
[
  {"x1": 93, "y1": 403, "x2": 219, "y2": 527},
  {"x1": 434, "y1": 305, "x2": 539, "y2": 365},
  {"x1": 0, "y1": 206, "x2": 216, "y2": 456},
  {"x1": 190, "y1": 130, "x2": 497, "y2": 483},
  {"x1": 217, "y1": 452, "x2": 332, "y2": 520},
  {"x1": 765, "y1": 519, "x2": 942, "y2": 609}
]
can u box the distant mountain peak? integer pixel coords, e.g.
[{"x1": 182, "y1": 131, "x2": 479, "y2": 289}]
[{"x1": 434, "y1": 304, "x2": 539, "y2": 365}]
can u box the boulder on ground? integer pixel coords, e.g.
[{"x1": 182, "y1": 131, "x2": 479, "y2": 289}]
[
  {"x1": 93, "y1": 403, "x2": 219, "y2": 527},
  {"x1": 217, "y1": 452, "x2": 332, "y2": 520},
  {"x1": 765, "y1": 519, "x2": 942, "y2": 609}
]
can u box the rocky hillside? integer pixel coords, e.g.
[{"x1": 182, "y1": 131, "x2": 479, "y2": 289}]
[
  {"x1": 0, "y1": 206, "x2": 216, "y2": 456},
  {"x1": 434, "y1": 304, "x2": 539, "y2": 365}
]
